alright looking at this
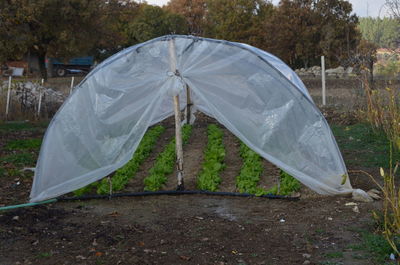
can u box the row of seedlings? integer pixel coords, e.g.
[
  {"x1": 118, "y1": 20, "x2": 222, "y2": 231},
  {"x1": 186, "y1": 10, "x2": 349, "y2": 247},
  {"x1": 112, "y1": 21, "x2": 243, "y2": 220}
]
[
  {"x1": 74, "y1": 125, "x2": 165, "y2": 195},
  {"x1": 73, "y1": 122, "x2": 300, "y2": 196},
  {"x1": 236, "y1": 141, "x2": 301, "y2": 195},
  {"x1": 267, "y1": 170, "x2": 301, "y2": 195},
  {"x1": 197, "y1": 124, "x2": 226, "y2": 191},
  {"x1": 236, "y1": 142, "x2": 266, "y2": 195},
  {"x1": 143, "y1": 124, "x2": 193, "y2": 191}
]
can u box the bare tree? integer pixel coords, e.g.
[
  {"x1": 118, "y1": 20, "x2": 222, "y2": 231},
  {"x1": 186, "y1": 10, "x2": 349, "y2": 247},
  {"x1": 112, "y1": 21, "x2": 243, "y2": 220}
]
[{"x1": 386, "y1": 0, "x2": 400, "y2": 19}]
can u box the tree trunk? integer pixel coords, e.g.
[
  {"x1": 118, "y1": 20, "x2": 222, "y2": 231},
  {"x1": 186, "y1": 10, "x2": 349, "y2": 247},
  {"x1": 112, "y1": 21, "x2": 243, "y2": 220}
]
[
  {"x1": 47, "y1": 57, "x2": 54, "y2": 78},
  {"x1": 37, "y1": 53, "x2": 48, "y2": 81},
  {"x1": 369, "y1": 58, "x2": 374, "y2": 89}
]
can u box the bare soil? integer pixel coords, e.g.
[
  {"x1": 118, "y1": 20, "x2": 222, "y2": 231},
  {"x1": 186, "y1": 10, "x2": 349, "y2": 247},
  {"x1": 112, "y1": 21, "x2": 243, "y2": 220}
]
[{"x1": 0, "y1": 112, "x2": 382, "y2": 265}]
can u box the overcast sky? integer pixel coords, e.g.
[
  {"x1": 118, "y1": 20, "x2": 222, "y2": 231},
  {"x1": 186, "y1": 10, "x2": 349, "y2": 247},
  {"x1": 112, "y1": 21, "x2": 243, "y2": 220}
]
[{"x1": 144, "y1": 0, "x2": 390, "y2": 17}]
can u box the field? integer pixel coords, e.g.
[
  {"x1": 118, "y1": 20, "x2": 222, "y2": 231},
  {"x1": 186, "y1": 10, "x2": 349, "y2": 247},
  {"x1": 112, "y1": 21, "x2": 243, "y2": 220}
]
[{"x1": 0, "y1": 100, "x2": 395, "y2": 265}]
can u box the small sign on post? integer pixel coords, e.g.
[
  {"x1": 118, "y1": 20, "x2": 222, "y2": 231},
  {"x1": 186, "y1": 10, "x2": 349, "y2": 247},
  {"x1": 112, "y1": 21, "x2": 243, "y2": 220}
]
[
  {"x1": 5, "y1": 76, "x2": 12, "y2": 118},
  {"x1": 321, "y1": 56, "x2": 326, "y2": 106}
]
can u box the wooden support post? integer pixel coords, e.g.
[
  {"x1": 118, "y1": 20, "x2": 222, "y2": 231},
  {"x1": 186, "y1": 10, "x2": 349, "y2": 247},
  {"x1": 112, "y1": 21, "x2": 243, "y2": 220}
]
[
  {"x1": 174, "y1": 95, "x2": 184, "y2": 190},
  {"x1": 70, "y1": 76, "x2": 75, "y2": 95},
  {"x1": 5, "y1": 76, "x2": 12, "y2": 118},
  {"x1": 186, "y1": 84, "x2": 191, "y2": 124},
  {"x1": 169, "y1": 38, "x2": 185, "y2": 190}
]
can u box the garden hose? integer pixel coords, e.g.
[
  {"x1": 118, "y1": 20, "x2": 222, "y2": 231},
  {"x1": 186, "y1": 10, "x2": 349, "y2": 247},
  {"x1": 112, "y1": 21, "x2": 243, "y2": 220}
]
[{"x1": 0, "y1": 190, "x2": 299, "y2": 211}]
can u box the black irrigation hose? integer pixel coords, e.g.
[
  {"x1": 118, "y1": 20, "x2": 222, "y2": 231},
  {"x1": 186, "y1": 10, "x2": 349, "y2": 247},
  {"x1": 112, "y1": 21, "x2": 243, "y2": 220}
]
[
  {"x1": 59, "y1": 190, "x2": 300, "y2": 201},
  {"x1": 0, "y1": 190, "x2": 299, "y2": 211}
]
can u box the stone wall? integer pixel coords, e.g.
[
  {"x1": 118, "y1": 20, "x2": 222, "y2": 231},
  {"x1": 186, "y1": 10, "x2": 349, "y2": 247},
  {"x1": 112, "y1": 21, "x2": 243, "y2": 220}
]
[{"x1": 295, "y1": 66, "x2": 354, "y2": 78}]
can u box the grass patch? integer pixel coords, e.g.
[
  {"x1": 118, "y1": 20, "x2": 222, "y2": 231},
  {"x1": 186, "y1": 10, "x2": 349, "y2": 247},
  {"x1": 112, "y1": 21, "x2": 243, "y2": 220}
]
[
  {"x1": 331, "y1": 123, "x2": 399, "y2": 167},
  {"x1": 0, "y1": 153, "x2": 35, "y2": 166},
  {"x1": 5, "y1": 138, "x2": 42, "y2": 151},
  {"x1": 319, "y1": 262, "x2": 343, "y2": 265},
  {"x1": 325, "y1": 252, "x2": 344, "y2": 258},
  {"x1": 347, "y1": 232, "x2": 395, "y2": 264},
  {"x1": 0, "y1": 121, "x2": 47, "y2": 132}
]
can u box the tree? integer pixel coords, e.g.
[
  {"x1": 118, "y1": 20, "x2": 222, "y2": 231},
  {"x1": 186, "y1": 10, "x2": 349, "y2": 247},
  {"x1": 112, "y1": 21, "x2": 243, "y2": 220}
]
[
  {"x1": 166, "y1": 0, "x2": 208, "y2": 35},
  {"x1": 359, "y1": 17, "x2": 400, "y2": 49},
  {"x1": 315, "y1": 0, "x2": 360, "y2": 67},
  {"x1": 0, "y1": 0, "x2": 104, "y2": 80},
  {"x1": 0, "y1": 1, "x2": 29, "y2": 64},
  {"x1": 386, "y1": 0, "x2": 400, "y2": 19},
  {"x1": 264, "y1": 0, "x2": 319, "y2": 68},
  {"x1": 205, "y1": 0, "x2": 273, "y2": 47},
  {"x1": 355, "y1": 39, "x2": 378, "y2": 83},
  {"x1": 93, "y1": 0, "x2": 141, "y2": 61},
  {"x1": 126, "y1": 4, "x2": 189, "y2": 45}
]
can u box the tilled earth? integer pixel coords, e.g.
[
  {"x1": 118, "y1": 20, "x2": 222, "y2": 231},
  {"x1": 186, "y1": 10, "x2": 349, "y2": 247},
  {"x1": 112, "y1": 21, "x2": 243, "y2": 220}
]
[{"x1": 0, "y1": 114, "x2": 382, "y2": 265}]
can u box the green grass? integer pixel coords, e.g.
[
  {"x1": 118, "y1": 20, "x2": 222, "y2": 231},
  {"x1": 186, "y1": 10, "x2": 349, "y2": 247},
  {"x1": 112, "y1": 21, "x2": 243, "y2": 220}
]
[
  {"x1": 0, "y1": 121, "x2": 48, "y2": 132},
  {"x1": 331, "y1": 123, "x2": 399, "y2": 167},
  {"x1": 347, "y1": 232, "x2": 396, "y2": 264},
  {"x1": 0, "y1": 153, "x2": 35, "y2": 166},
  {"x1": 325, "y1": 252, "x2": 344, "y2": 259},
  {"x1": 5, "y1": 138, "x2": 42, "y2": 151}
]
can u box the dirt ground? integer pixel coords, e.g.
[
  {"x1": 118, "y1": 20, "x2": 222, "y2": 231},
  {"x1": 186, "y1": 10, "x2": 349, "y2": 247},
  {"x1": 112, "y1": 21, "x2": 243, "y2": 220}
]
[{"x1": 0, "y1": 112, "x2": 384, "y2": 265}]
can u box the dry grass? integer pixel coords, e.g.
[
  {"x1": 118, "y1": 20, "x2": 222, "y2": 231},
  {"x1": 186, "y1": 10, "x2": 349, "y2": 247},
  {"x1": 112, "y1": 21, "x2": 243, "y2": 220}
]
[
  {"x1": 361, "y1": 73, "x2": 400, "y2": 257},
  {"x1": 364, "y1": 78, "x2": 400, "y2": 150}
]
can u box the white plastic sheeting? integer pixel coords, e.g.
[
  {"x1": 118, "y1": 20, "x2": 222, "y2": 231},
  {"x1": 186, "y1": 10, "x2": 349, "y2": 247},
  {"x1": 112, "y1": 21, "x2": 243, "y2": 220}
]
[{"x1": 30, "y1": 35, "x2": 353, "y2": 202}]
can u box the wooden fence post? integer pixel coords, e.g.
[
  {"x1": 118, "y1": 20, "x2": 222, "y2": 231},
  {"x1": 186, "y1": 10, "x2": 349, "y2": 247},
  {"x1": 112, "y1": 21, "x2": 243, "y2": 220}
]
[
  {"x1": 5, "y1": 76, "x2": 12, "y2": 118},
  {"x1": 70, "y1": 76, "x2": 75, "y2": 95},
  {"x1": 37, "y1": 79, "x2": 44, "y2": 116},
  {"x1": 321, "y1": 56, "x2": 326, "y2": 106}
]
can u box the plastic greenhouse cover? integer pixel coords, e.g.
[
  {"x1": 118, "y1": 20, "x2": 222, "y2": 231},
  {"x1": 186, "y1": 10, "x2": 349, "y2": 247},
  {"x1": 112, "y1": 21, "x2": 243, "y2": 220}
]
[{"x1": 30, "y1": 35, "x2": 353, "y2": 203}]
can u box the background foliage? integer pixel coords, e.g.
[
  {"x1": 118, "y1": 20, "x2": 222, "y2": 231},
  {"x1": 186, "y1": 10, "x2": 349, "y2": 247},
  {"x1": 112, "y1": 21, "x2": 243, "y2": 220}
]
[{"x1": 0, "y1": 0, "x2": 399, "y2": 77}]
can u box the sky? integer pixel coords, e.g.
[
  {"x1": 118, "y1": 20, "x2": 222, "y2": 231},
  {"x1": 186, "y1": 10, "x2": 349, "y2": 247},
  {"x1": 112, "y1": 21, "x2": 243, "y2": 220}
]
[{"x1": 144, "y1": 0, "x2": 390, "y2": 18}]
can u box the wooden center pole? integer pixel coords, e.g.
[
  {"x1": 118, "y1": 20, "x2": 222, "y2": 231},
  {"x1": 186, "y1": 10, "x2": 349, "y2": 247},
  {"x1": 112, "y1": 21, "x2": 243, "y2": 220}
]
[
  {"x1": 174, "y1": 95, "x2": 184, "y2": 190},
  {"x1": 186, "y1": 84, "x2": 191, "y2": 124},
  {"x1": 169, "y1": 38, "x2": 185, "y2": 190}
]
